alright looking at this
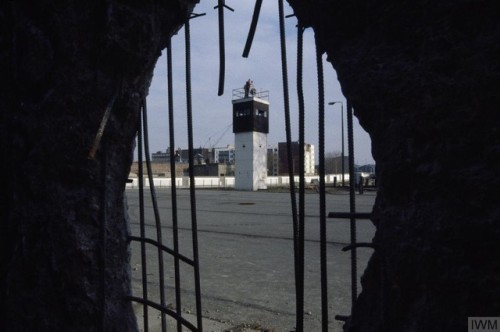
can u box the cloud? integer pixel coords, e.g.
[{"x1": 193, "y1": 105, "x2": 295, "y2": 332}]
[{"x1": 144, "y1": 1, "x2": 375, "y2": 165}]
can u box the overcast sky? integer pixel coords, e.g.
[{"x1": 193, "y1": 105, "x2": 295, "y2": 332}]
[{"x1": 144, "y1": 1, "x2": 375, "y2": 165}]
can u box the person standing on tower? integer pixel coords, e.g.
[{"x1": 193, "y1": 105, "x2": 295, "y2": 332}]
[
  {"x1": 249, "y1": 80, "x2": 256, "y2": 96},
  {"x1": 244, "y1": 79, "x2": 251, "y2": 97}
]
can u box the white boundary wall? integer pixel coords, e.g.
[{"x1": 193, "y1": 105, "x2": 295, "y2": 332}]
[{"x1": 125, "y1": 173, "x2": 364, "y2": 189}]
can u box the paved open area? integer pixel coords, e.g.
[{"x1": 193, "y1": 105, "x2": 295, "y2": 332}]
[{"x1": 126, "y1": 188, "x2": 377, "y2": 331}]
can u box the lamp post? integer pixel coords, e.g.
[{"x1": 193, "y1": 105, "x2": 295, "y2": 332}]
[{"x1": 328, "y1": 101, "x2": 345, "y2": 187}]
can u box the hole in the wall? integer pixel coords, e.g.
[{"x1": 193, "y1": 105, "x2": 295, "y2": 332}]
[
  {"x1": 129, "y1": 2, "x2": 377, "y2": 331},
  {"x1": 141, "y1": 2, "x2": 374, "y2": 167}
]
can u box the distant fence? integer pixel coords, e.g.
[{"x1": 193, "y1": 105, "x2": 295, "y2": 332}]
[{"x1": 125, "y1": 173, "x2": 369, "y2": 189}]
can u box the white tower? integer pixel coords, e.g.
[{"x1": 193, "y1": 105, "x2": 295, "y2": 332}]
[{"x1": 232, "y1": 86, "x2": 269, "y2": 191}]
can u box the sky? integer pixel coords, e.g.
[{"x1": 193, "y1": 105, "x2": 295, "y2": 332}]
[{"x1": 144, "y1": 1, "x2": 375, "y2": 165}]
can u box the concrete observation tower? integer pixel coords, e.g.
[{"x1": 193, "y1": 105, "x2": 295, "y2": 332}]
[{"x1": 232, "y1": 80, "x2": 269, "y2": 191}]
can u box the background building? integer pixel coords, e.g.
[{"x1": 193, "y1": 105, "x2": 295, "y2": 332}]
[
  {"x1": 152, "y1": 147, "x2": 213, "y2": 164},
  {"x1": 151, "y1": 149, "x2": 170, "y2": 163},
  {"x1": 357, "y1": 164, "x2": 376, "y2": 174},
  {"x1": 277, "y1": 142, "x2": 315, "y2": 176},
  {"x1": 267, "y1": 147, "x2": 279, "y2": 176},
  {"x1": 192, "y1": 163, "x2": 234, "y2": 177},
  {"x1": 213, "y1": 145, "x2": 235, "y2": 164},
  {"x1": 324, "y1": 155, "x2": 349, "y2": 175},
  {"x1": 130, "y1": 161, "x2": 187, "y2": 177}
]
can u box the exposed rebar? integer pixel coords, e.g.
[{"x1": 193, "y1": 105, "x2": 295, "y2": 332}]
[
  {"x1": 185, "y1": 17, "x2": 203, "y2": 331},
  {"x1": 136, "y1": 108, "x2": 149, "y2": 331},
  {"x1": 166, "y1": 36, "x2": 183, "y2": 332},
  {"x1": 278, "y1": 1, "x2": 300, "y2": 330},
  {"x1": 296, "y1": 23, "x2": 306, "y2": 332},
  {"x1": 127, "y1": 296, "x2": 199, "y2": 332},
  {"x1": 88, "y1": 91, "x2": 118, "y2": 160},
  {"x1": 315, "y1": 34, "x2": 329, "y2": 332},
  {"x1": 215, "y1": 1, "x2": 234, "y2": 96},
  {"x1": 346, "y1": 100, "x2": 358, "y2": 309},
  {"x1": 242, "y1": 0, "x2": 263, "y2": 58},
  {"x1": 142, "y1": 99, "x2": 167, "y2": 332}
]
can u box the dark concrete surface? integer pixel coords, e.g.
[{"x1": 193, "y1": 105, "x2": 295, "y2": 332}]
[
  {"x1": 287, "y1": 2, "x2": 500, "y2": 330},
  {"x1": 126, "y1": 188, "x2": 376, "y2": 331}
]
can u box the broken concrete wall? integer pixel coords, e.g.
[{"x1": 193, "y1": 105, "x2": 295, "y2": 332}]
[
  {"x1": 287, "y1": 0, "x2": 500, "y2": 331},
  {"x1": 0, "y1": 1, "x2": 197, "y2": 331},
  {"x1": 2, "y1": 1, "x2": 499, "y2": 331}
]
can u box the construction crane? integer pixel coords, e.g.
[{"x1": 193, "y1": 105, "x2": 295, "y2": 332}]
[{"x1": 203, "y1": 123, "x2": 232, "y2": 149}]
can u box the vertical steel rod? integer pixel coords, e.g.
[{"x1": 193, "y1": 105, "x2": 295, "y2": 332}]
[
  {"x1": 142, "y1": 100, "x2": 167, "y2": 332},
  {"x1": 296, "y1": 24, "x2": 306, "y2": 332},
  {"x1": 346, "y1": 100, "x2": 358, "y2": 309},
  {"x1": 137, "y1": 110, "x2": 149, "y2": 331},
  {"x1": 166, "y1": 37, "x2": 183, "y2": 332},
  {"x1": 315, "y1": 37, "x2": 329, "y2": 332},
  {"x1": 185, "y1": 18, "x2": 203, "y2": 332},
  {"x1": 278, "y1": 1, "x2": 300, "y2": 330},
  {"x1": 341, "y1": 104, "x2": 345, "y2": 187}
]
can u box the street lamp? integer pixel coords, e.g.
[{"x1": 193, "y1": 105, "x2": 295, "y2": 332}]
[{"x1": 328, "y1": 101, "x2": 345, "y2": 187}]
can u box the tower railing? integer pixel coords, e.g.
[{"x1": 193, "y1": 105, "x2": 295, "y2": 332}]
[{"x1": 232, "y1": 87, "x2": 269, "y2": 101}]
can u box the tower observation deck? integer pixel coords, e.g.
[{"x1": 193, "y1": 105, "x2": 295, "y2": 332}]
[{"x1": 232, "y1": 87, "x2": 269, "y2": 102}]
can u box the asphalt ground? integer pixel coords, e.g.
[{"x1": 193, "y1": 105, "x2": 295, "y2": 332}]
[{"x1": 126, "y1": 188, "x2": 376, "y2": 332}]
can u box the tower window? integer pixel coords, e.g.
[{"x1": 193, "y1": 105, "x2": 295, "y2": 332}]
[
  {"x1": 256, "y1": 109, "x2": 267, "y2": 117},
  {"x1": 236, "y1": 108, "x2": 252, "y2": 117}
]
